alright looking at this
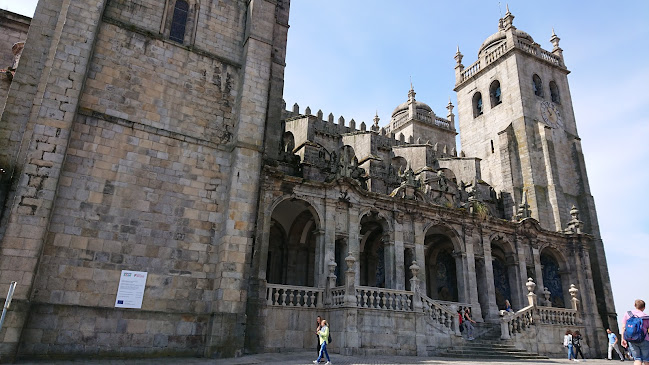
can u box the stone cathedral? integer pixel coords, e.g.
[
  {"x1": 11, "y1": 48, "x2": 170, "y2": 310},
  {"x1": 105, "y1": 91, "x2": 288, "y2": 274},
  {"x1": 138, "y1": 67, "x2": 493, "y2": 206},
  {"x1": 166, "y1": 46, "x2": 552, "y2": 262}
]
[{"x1": 0, "y1": 0, "x2": 617, "y2": 361}]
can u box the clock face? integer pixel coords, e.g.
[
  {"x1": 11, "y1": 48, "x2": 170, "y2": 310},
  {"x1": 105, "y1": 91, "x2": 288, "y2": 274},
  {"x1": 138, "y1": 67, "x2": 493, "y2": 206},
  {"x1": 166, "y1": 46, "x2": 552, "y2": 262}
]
[{"x1": 540, "y1": 101, "x2": 563, "y2": 128}]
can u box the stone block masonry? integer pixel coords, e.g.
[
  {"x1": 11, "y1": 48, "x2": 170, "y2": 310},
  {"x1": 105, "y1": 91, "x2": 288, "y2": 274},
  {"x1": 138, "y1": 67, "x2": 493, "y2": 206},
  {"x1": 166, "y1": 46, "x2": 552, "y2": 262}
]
[{"x1": 0, "y1": 0, "x2": 290, "y2": 360}]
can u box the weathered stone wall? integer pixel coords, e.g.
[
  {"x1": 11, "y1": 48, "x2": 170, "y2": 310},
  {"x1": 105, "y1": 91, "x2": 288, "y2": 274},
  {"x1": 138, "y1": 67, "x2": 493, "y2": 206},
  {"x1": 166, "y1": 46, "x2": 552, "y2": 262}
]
[
  {"x1": 0, "y1": 10, "x2": 30, "y2": 68},
  {"x1": 0, "y1": 0, "x2": 290, "y2": 360}
]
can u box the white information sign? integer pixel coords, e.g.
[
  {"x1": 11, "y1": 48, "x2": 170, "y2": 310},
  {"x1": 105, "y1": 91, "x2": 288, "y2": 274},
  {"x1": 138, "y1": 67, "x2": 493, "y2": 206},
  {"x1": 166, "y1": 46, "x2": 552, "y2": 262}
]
[{"x1": 115, "y1": 270, "x2": 148, "y2": 309}]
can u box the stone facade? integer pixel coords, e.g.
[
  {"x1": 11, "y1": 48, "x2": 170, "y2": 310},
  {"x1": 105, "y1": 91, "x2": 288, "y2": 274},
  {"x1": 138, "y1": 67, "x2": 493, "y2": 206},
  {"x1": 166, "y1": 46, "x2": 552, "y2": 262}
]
[
  {"x1": 0, "y1": 2, "x2": 615, "y2": 362},
  {"x1": 0, "y1": 10, "x2": 30, "y2": 105}
]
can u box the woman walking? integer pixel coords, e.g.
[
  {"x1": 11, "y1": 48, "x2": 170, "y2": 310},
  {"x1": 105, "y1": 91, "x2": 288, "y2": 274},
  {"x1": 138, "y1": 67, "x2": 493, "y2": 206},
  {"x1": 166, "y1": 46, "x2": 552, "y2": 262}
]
[
  {"x1": 573, "y1": 330, "x2": 586, "y2": 360},
  {"x1": 313, "y1": 319, "x2": 331, "y2": 365},
  {"x1": 564, "y1": 329, "x2": 576, "y2": 361}
]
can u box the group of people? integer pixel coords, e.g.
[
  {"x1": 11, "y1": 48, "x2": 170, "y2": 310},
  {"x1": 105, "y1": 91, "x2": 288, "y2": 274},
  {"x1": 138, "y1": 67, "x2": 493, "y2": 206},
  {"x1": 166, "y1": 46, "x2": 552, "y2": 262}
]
[
  {"x1": 567, "y1": 299, "x2": 649, "y2": 364},
  {"x1": 563, "y1": 329, "x2": 586, "y2": 361},
  {"x1": 309, "y1": 299, "x2": 649, "y2": 364}
]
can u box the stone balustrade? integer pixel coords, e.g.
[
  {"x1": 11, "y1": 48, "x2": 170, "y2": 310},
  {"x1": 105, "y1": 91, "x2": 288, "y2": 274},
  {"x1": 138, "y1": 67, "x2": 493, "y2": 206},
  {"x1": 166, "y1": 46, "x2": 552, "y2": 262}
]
[
  {"x1": 420, "y1": 293, "x2": 461, "y2": 335},
  {"x1": 356, "y1": 286, "x2": 414, "y2": 311},
  {"x1": 500, "y1": 279, "x2": 580, "y2": 339},
  {"x1": 266, "y1": 283, "x2": 324, "y2": 308},
  {"x1": 536, "y1": 306, "x2": 579, "y2": 325},
  {"x1": 331, "y1": 286, "x2": 346, "y2": 307},
  {"x1": 460, "y1": 59, "x2": 481, "y2": 83}
]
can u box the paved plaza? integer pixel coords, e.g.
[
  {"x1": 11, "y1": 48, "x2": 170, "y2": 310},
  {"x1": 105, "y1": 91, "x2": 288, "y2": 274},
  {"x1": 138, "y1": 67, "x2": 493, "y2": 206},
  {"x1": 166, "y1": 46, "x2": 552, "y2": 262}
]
[{"x1": 14, "y1": 352, "x2": 622, "y2": 365}]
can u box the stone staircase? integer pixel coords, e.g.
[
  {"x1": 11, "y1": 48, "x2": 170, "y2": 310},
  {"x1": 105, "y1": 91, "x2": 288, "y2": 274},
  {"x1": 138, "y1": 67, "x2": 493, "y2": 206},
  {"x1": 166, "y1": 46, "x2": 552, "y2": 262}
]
[{"x1": 433, "y1": 323, "x2": 549, "y2": 360}]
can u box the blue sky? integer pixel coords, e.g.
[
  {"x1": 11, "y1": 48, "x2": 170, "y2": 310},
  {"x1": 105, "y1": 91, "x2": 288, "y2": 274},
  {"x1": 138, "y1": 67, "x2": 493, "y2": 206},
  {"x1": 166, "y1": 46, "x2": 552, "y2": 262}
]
[{"x1": 3, "y1": 0, "x2": 648, "y2": 330}]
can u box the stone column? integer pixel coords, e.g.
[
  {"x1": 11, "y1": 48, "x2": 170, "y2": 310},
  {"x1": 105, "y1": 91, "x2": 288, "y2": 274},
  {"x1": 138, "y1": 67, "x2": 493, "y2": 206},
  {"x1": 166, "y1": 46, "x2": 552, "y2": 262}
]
[
  {"x1": 464, "y1": 226, "x2": 483, "y2": 321},
  {"x1": 531, "y1": 242, "x2": 545, "y2": 297},
  {"x1": 325, "y1": 259, "x2": 337, "y2": 306},
  {"x1": 321, "y1": 201, "x2": 337, "y2": 288},
  {"x1": 348, "y1": 206, "x2": 361, "y2": 286},
  {"x1": 515, "y1": 236, "x2": 529, "y2": 308},
  {"x1": 313, "y1": 229, "x2": 325, "y2": 288},
  {"x1": 453, "y1": 251, "x2": 467, "y2": 303},
  {"x1": 410, "y1": 261, "x2": 429, "y2": 356},
  {"x1": 383, "y1": 233, "x2": 395, "y2": 289},
  {"x1": 342, "y1": 253, "x2": 359, "y2": 354},
  {"x1": 506, "y1": 259, "x2": 523, "y2": 310},
  {"x1": 394, "y1": 220, "x2": 406, "y2": 290},
  {"x1": 481, "y1": 231, "x2": 500, "y2": 321},
  {"x1": 413, "y1": 220, "x2": 427, "y2": 294}
]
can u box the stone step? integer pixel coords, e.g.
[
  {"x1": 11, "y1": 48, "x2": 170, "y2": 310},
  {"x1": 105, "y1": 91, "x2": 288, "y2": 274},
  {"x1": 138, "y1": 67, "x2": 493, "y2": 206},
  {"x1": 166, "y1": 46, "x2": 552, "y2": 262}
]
[{"x1": 437, "y1": 352, "x2": 549, "y2": 360}]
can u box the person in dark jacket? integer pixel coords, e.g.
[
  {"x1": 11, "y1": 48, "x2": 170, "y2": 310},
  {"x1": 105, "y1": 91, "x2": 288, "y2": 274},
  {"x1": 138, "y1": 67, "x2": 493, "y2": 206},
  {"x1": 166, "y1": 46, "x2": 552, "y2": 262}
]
[{"x1": 573, "y1": 330, "x2": 586, "y2": 360}]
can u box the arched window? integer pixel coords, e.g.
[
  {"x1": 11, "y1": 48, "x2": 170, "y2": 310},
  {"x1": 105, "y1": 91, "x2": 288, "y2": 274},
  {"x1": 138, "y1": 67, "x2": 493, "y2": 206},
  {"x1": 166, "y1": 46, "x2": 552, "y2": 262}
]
[
  {"x1": 550, "y1": 81, "x2": 560, "y2": 103},
  {"x1": 472, "y1": 92, "x2": 483, "y2": 118},
  {"x1": 169, "y1": 0, "x2": 189, "y2": 43},
  {"x1": 490, "y1": 80, "x2": 502, "y2": 107},
  {"x1": 532, "y1": 74, "x2": 543, "y2": 97}
]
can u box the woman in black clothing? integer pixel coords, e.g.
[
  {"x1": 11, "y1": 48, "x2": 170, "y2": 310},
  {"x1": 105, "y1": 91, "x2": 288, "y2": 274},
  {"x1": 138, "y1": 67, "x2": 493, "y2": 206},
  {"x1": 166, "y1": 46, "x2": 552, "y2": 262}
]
[{"x1": 572, "y1": 330, "x2": 586, "y2": 360}]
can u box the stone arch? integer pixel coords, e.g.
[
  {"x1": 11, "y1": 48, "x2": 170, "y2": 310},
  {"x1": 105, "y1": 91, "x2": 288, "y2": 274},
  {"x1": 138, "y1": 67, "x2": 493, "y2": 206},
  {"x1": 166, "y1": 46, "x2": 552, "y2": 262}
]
[
  {"x1": 423, "y1": 223, "x2": 465, "y2": 301},
  {"x1": 359, "y1": 210, "x2": 392, "y2": 288},
  {"x1": 472, "y1": 92, "x2": 484, "y2": 117},
  {"x1": 282, "y1": 131, "x2": 295, "y2": 153},
  {"x1": 539, "y1": 246, "x2": 570, "y2": 308},
  {"x1": 490, "y1": 234, "x2": 520, "y2": 310},
  {"x1": 266, "y1": 198, "x2": 321, "y2": 287},
  {"x1": 162, "y1": 0, "x2": 200, "y2": 45},
  {"x1": 490, "y1": 80, "x2": 502, "y2": 107},
  {"x1": 358, "y1": 208, "x2": 393, "y2": 233},
  {"x1": 422, "y1": 222, "x2": 463, "y2": 253},
  {"x1": 267, "y1": 194, "x2": 323, "y2": 231}
]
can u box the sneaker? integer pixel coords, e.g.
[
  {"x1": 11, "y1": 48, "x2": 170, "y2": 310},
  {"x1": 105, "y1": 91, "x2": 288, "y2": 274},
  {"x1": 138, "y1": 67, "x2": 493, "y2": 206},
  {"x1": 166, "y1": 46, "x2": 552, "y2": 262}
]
[
  {"x1": 313, "y1": 361, "x2": 318, "y2": 364},
  {"x1": 325, "y1": 362, "x2": 332, "y2": 365}
]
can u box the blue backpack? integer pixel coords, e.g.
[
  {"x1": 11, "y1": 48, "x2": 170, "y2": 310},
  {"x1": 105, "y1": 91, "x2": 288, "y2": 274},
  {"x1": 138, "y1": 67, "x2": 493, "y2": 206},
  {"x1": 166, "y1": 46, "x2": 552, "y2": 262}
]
[{"x1": 624, "y1": 311, "x2": 648, "y2": 343}]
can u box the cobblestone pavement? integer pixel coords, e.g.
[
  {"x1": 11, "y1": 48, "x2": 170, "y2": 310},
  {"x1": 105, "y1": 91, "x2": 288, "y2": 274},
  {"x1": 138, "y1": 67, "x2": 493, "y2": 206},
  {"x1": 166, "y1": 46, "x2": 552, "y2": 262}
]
[{"x1": 15, "y1": 352, "x2": 622, "y2": 365}]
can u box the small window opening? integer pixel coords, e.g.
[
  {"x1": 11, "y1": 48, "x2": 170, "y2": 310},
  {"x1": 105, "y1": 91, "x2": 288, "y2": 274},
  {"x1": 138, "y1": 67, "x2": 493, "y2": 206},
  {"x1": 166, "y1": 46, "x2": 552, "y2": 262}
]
[
  {"x1": 491, "y1": 140, "x2": 495, "y2": 154},
  {"x1": 170, "y1": 0, "x2": 189, "y2": 43},
  {"x1": 532, "y1": 74, "x2": 543, "y2": 97},
  {"x1": 490, "y1": 80, "x2": 502, "y2": 107},
  {"x1": 550, "y1": 81, "x2": 560, "y2": 103},
  {"x1": 473, "y1": 92, "x2": 483, "y2": 118}
]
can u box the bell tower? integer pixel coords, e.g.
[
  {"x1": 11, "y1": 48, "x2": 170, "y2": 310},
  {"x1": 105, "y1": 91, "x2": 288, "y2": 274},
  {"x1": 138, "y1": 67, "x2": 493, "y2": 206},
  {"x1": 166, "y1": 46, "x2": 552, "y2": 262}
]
[{"x1": 453, "y1": 7, "x2": 617, "y2": 332}]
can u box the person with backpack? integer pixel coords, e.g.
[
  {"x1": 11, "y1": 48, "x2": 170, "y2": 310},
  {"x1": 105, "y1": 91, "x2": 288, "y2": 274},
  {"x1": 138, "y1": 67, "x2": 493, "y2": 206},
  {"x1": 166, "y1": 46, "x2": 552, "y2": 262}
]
[
  {"x1": 621, "y1": 299, "x2": 649, "y2": 365},
  {"x1": 564, "y1": 329, "x2": 577, "y2": 361},
  {"x1": 573, "y1": 330, "x2": 586, "y2": 360}
]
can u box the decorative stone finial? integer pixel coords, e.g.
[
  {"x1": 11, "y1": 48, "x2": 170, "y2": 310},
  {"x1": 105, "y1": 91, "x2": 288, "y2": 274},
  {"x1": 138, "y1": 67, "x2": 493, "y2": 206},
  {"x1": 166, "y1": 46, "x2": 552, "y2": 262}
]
[
  {"x1": 292, "y1": 103, "x2": 299, "y2": 114},
  {"x1": 345, "y1": 252, "x2": 356, "y2": 269},
  {"x1": 503, "y1": 4, "x2": 515, "y2": 29},
  {"x1": 305, "y1": 106, "x2": 311, "y2": 116},
  {"x1": 569, "y1": 284, "x2": 579, "y2": 298},
  {"x1": 564, "y1": 205, "x2": 584, "y2": 234},
  {"x1": 526, "y1": 278, "x2": 536, "y2": 294},
  {"x1": 372, "y1": 112, "x2": 380, "y2": 132},
  {"x1": 408, "y1": 83, "x2": 416, "y2": 103},
  {"x1": 550, "y1": 28, "x2": 561, "y2": 50},
  {"x1": 543, "y1": 287, "x2": 551, "y2": 306},
  {"x1": 328, "y1": 258, "x2": 337, "y2": 275},
  {"x1": 409, "y1": 260, "x2": 420, "y2": 276},
  {"x1": 454, "y1": 46, "x2": 464, "y2": 66}
]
